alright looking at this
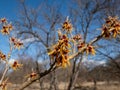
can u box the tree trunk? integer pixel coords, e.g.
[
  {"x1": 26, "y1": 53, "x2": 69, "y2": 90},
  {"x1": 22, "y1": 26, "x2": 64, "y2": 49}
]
[
  {"x1": 93, "y1": 79, "x2": 97, "y2": 90},
  {"x1": 67, "y1": 59, "x2": 77, "y2": 90},
  {"x1": 67, "y1": 55, "x2": 83, "y2": 90},
  {"x1": 40, "y1": 79, "x2": 44, "y2": 90},
  {"x1": 49, "y1": 70, "x2": 59, "y2": 90}
]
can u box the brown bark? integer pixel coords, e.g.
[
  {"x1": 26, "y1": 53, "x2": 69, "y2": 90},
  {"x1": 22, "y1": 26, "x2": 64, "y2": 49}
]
[{"x1": 67, "y1": 55, "x2": 83, "y2": 90}]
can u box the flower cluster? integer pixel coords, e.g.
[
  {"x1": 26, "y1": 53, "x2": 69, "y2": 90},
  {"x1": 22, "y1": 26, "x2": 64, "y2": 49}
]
[
  {"x1": 49, "y1": 34, "x2": 70, "y2": 67},
  {"x1": 0, "y1": 18, "x2": 24, "y2": 89},
  {"x1": 77, "y1": 42, "x2": 95, "y2": 55},
  {"x1": 77, "y1": 42, "x2": 85, "y2": 50},
  {"x1": 73, "y1": 34, "x2": 82, "y2": 41},
  {"x1": 26, "y1": 72, "x2": 37, "y2": 80},
  {"x1": 10, "y1": 37, "x2": 23, "y2": 49},
  {"x1": 49, "y1": 17, "x2": 97, "y2": 68},
  {"x1": 0, "y1": 18, "x2": 13, "y2": 35},
  {"x1": 101, "y1": 16, "x2": 120, "y2": 38},
  {"x1": 10, "y1": 60, "x2": 23, "y2": 70},
  {"x1": 86, "y1": 44, "x2": 95, "y2": 55},
  {"x1": 0, "y1": 18, "x2": 24, "y2": 90},
  {"x1": 0, "y1": 18, "x2": 7, "y2": 23},
  {"x1": 0, "y1": 51, "x2": 6, "y2": 61},
  {"x1": 62, "y1": 17, "x2": 73, "y2": 33}
]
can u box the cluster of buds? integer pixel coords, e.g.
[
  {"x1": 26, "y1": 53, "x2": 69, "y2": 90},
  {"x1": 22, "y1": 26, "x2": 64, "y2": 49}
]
[
  {"x1": 0, "y1": 18, "x2": 13, "y2": 35},
  {"x1": 49, "y1": 17, "x2": 97, "y2": 68},
  {"x1": 101, "y1": 16, "x2": 120, "y2": 38},
  {"x1": 0, "y1": 18, "x2": 23, "y2": 50},
  {"x1": 0, "y1": 51, "x2": 6, "y2": 61},
  {"x1": 0, "y1": 18, "x2": 7, "y2": 23},
  {"x1": 10, "y1": 37, "x2": 23, "y2": 49},
  {"x1": 62, "y1": 17, "x2": 73, "y2": 33},
  {"x1": 77, "y1": 42, "x2": 95, "y2": 55},
  {"x1": 73, "y1": 34, "x2": 82, "y2": 41},
  {"x1": 77, "y1": 42, "x2": 85, "y2": 50},
  {"x1": 49, "y1": 34, "x2": 70, "y2": 67},
  {"x1": 10, "y1": 60, "x2": 23, "y2": 70},
  {"x1": 86, "y1": 44, "x2": 96, "y2": 55},
  {"x1": 26, "y1": 72, "x2": 38, "y2": 80}
]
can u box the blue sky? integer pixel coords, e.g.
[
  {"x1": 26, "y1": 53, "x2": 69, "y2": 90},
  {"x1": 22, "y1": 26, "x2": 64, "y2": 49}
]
[
  {"x1": 0, "y1": 0, "x2": 43, "y2": 20},
  {"x1": 0, "y1": 0, "x2": 118, "y2": 62},
  {"x1": 0, "y1": 0, "x2": 18, "y2": 20},
  {"x1": 0, "y1": 0, "x2": 19, "y2": 54},
  {"x1": 0, "y1": 0, "x2": 43, "y2": 55},
  {"x1": 0, "y1": 0, "x2": 67, "y2": 52},
  {"x1": 0, "y1": 0, "x2": 66, "y2": 59}
]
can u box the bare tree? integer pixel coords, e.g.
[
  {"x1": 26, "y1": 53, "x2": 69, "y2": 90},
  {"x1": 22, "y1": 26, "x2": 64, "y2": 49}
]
[
  {"x1": 15, "y1": 0, "x2": 63, "y2": 90},
  {"x1": 67, "y1": 0, "x2": 110, "y2": 89},
  {"x1": 7, "y1": 0, "x2": 120, "y2": 90}
]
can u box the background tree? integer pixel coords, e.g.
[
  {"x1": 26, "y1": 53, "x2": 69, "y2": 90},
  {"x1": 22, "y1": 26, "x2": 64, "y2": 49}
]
[{"x1": 2, "y1": 0, "x2": 120, "y2": 90}]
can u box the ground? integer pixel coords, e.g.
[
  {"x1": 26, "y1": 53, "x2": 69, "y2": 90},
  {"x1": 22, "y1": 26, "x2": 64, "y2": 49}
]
[{"x1": 8, "y1": 81, "x2": 120, "y2": 90}]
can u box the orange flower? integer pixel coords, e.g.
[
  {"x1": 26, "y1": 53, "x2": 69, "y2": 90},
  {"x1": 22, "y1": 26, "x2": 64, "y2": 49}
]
[
  {"x1": 73, "y1": 34, "x2": 82, "y2": 41},
  {"x1": 25, "y1": 72, "x2": 38, "y2": 80},
  {"x1": 101, "y1": 25, "x2": 111, "y2": 38},
  {"x1": 1, "y1": 26, "x2": 9, "y2": 35},
  {"x1": 111, "y1": 23, "x2": 120, "y2": 37},
  {"x1": 0, "y1": 51, "x2": 6, "y2": 61},
  {"x1": 0, "y1": 18, "x2": 13, "y2": 35},
  {"x1": 114, "y1": 23, "x2": 120, "y2": 30},
  {"x1": 61, "y1": 55, "x2": 70, "y2": 67},
  {"x1": 10, "y1": 60, "x2": 22, "y2": 70},
  {"x1": 0, "y1": 18, "x2": 7, "y2": 23},
  {"x1": 10, "y1": 37, "x2": 23, "y2": 49},
  {"x1": 29, "y1": 72, "x2": 37, "y2": 78},
  {"x1": 48, "y1": 34, "x2": 70, "y2": 67},
  {"x1": 86, "y1": 44, "x2": 96, "y2": 55},
  {"x1": 101, "y1": 16, "x2": 120, "y2": 38},
  {"x1": 56, "y1": 55, "x2": 70, "y2": 68},
  {"x1": 14, "y1": 42, "x2": 23, "y2": 49},
  {"x1": 62, "y1": 18, "x2": 73, "y2": 32},
  {"x1": 77, "y1": 42, "x2": 85, "y2": 50},
  {"x1": 111, "y1": 29, "x2": 120, "y2": 38},
  {"x1": 10, "y1": 37, "x2": 16, "y2": 43}
]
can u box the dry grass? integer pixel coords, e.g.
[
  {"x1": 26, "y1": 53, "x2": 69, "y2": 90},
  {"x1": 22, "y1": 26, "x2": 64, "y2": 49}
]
[
  {"x1": 97, "y1": 82, "x2": 120, "y2": 90},
  {"x1": 7, "y1": 81, "x2": 120, "y2": 90},
  {"x1": 75, "y1": 81, "x2": 120, "y2": 90}
]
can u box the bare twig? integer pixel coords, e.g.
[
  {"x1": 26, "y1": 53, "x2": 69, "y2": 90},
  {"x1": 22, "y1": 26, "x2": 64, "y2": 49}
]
[
  {"x1": 0, "y1": 41, "x2": 13, "y2": 84},
  {"x1": 18, "y1": 61, "x2": 56, "y2": 90},
  {"x1": 0, "y1": 65, "x2": 9, "y2": 84}
]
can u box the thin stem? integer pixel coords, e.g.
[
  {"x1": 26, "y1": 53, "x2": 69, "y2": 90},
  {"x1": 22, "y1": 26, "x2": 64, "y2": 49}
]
[
  {"x1": 0, "y1": 65, "x2": 9, "y2": 84},
  {"x1": 0, "y1": 41, "x2": 13, "y2": 84}
]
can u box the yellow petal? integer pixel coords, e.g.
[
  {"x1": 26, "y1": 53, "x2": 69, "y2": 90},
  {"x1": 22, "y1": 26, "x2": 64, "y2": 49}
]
[
  {"x1": 113, "y1": 32, "x2": 117, "y2": 38},
  {"x1": 91, "y1": 49, "x2": 96, "y2": 55},
  {"x1": 48, "y1": 50, "x2": 55, "y2": 55}
]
